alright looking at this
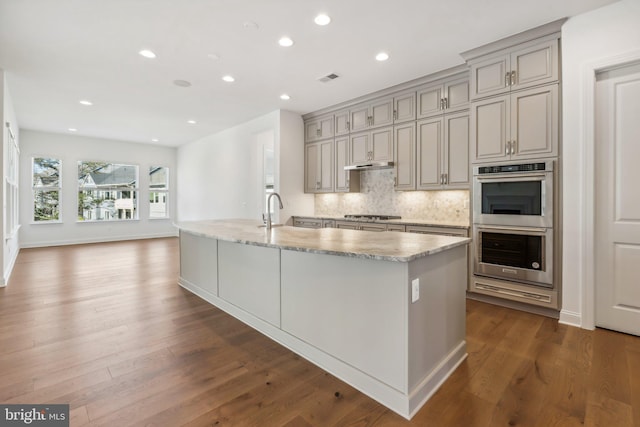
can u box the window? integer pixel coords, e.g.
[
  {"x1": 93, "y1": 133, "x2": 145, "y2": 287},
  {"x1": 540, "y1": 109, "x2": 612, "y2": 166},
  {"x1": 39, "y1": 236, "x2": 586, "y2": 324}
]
[
  {"x1": 33, "y1": 157, "x2": 61, "y2": 222},
  {"x1": 78, "y1": 162, "x2": 138, "y2": 221},
  {"x1": 149, "y1": 166, "x2": 169, "y2": 218}
]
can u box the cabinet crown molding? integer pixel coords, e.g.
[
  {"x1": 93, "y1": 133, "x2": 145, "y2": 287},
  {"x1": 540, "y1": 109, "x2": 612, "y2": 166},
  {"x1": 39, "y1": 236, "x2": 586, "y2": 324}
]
[{"x1": 460, "y1": 18, "x2": 567, "y2": 62}]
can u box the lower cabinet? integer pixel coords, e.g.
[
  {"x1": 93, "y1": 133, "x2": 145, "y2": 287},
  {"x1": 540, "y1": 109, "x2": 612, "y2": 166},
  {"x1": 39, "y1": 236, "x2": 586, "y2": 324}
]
[{"x1": 335, "y1": 220, "x2": 387, "y2": 231}]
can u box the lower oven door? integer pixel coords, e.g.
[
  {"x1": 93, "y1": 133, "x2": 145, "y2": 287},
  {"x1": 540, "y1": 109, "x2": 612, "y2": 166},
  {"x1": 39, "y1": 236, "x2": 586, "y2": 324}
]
[{"x1": 473, "y1": 225, "x2": 553, "y2": 287}]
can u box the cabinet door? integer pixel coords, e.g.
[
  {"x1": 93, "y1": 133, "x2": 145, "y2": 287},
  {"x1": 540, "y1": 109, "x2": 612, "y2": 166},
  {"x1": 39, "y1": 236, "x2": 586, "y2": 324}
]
[
  {"x1": 335, "y1": 110, "x2": 350, "y2": 136},
  {"x1": 371, "y1": 97, "x2": 394, "y2": 128},
  {"x1": 335, "y1": 136, "x2": 350, "y2": 191},
  {"x1": 360, "y1": 223, "x2": 387, "y2": 232},
  {"x1": 444, "y1": 111, "x2": 470, "y2": 188},
  {"x1": 350, "y1": 104, "x2": 370, "y2": 132},
  {"x1": 444, "y1": 78, "x2": 470, "y2": 113},
  {"x1": 371, "y1": 127, "x2": 393, "y2": 162},
  {"x1": 510, "y1": 84, "x2": 558, "y2": 160},
  {"x1": 350, "y1": 132, "x2": 370, "y2": 164},
  {"x1": 318, "y1": 139, "x2": 334, "y2": 192},
  {"x1": 470, "y1": 54, "x2": 510, "y2": 100},
  {"x1": 335, "y1": 221, "x2": 360, "y2": 230},
  {"x1": 304, "y1": 120, "x2": 320, "y2": 142},
  {"x1": 394, "y1": 92, "x2": 416, "y2": 123},
  {"x1": 305, "y1": 143, "x2": 319, "y2": 192},
  {"x1": 471, "y1": 94, "x2": 510, "y2": 163},
  {"x1": 318, "y1": 115, "x2": 334, "y2": 140},
  {"x1": 417, "y1": 83, "x2": 444, "y2": 119},
  {"x1": 417, "y1": 117, "x2": 443, "y2": 189},
  {"x1": 393, "y1": 123, "x2": 416, "y2": 190},
  {"x1": 511, "y1": 39, "x2": 558, "y2": 91}
]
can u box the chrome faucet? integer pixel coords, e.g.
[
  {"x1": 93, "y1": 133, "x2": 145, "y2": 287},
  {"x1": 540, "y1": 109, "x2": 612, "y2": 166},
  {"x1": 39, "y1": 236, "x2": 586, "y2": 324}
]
[{"x1": 265, "y1": 192, "x2": 284, "y2": 230}]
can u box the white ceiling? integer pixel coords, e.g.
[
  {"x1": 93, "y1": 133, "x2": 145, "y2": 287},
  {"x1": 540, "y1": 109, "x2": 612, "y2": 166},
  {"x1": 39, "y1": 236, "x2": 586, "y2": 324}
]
[{"x1": 0, "y1": 0, "x2": 618, "y2": 147}]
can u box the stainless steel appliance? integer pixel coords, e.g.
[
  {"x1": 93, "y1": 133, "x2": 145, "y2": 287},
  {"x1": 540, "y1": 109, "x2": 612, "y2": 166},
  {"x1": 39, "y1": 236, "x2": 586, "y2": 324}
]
[
  {"x1": 473, "y1": 225, "x2": 553, "y2": 287},
  {"x1": 473, "y1": 161, "x2": 554, "y2": 228}
]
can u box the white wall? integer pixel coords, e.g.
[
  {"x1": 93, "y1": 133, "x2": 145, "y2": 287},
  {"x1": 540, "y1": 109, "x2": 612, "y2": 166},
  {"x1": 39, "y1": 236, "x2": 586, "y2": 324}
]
[
  {"x1": 561, "y1": 0, "x2": 640, "y2": 327},
  {"x1": 1, "y1": 70, "x2": 20, "y2": 285},
  {"x1": 176, "y1": 109, "x2": 313, "y2": 223},
  {"x1": 19, "y1": 130, "x2": 178, "y2": 247}
]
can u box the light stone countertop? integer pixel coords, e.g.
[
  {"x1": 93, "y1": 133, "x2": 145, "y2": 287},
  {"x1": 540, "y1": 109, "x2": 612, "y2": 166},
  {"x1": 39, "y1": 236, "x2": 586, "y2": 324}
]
[
  {"x1": 295, "y1": 215, "x2": 470, "y2": 228},
  {"x1": 176, "y1": 219, "x2": 470, "y2": 263}
]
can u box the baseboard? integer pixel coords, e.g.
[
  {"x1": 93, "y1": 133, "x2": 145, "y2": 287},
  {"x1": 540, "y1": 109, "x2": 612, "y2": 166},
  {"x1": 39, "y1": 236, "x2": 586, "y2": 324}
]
[
  {"x1": 3, "y1": 246, "x2": 20, "y2": 286},
  {"x1": 559, "y1": 309, "x2": 583, "y2": 328},
  {"x1": 466, "y1": 291, "x2": 560, "y2": 319},
  {"x1": 20, "y1": 232, "x2": 178, "y2": 249}
]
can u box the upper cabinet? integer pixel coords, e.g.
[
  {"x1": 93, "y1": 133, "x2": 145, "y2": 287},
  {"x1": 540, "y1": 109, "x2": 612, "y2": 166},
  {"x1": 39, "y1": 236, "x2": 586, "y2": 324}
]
[
  {"x1": 335, "y1": 136, "x2": 360, "y2": 193},
  {"x1": 350, "y1": 126, "x2": 393, "y2": 164},
  {"x1": 334, "y1": 110, "x2": 350, "y2": 136},
  {"x1": 305, "y1": 139, "x2": 334, "y2": 193},
  {"x1": 393, "y1": 123, "x2": 416, "y2": 190},
  {"x1": 350, "y1": 97, "x2": 394, "y2": 132},
  {"x1": 417, "y1": 75, "x2": 469, "y2": 119},
  {"x1": 305, "y1": 114, "x2": 334, "y2": 142},
  {"x1": 469, "y1": 38, "x2": 559, "y2": 101},
  {"x1": 471, "y1": 84, "x2": 558, "y2": 163}
]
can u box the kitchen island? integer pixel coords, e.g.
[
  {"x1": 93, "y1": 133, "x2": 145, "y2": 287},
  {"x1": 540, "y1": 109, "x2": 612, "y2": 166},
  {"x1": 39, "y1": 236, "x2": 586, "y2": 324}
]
[{"x1": 176, "y1": 219, "x2": 470, "y2": 419}]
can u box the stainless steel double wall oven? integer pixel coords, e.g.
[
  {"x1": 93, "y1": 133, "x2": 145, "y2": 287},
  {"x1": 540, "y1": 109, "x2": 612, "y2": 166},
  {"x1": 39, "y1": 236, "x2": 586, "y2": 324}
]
[{"x1": 472, "y1": 161, "x2": 555, "y2": 293}]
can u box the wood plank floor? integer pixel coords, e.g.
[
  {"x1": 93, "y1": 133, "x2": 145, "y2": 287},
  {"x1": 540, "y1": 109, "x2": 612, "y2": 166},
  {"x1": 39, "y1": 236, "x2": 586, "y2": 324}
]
[{"x1": 1, "y1": 237, "x2": 639, "y2": 426}]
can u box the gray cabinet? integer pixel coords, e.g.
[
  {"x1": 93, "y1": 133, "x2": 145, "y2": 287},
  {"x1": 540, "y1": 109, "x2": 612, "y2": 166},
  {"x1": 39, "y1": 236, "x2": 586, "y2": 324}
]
[
  {"x1": 417, "y1": 76, "x2": 469, "y2": 119},
  {"x1": 293, "y1": 217, "x2": 323, "y2": 228},
  {"x1": 305, "y1": 139, "x2": 334, "y2": 193},
  {"x1": 471, "y1": 84, "x2": 558, "y2": 163},
  {"x1": 350, "y1": 97, "x2": 394, "y2": 132},
  {"x1": 417, "y1": 111, "x2": 470, "y2": 190},
  {"x1": 406, "y1": 225, "x2": 469, "y2": 237},
  {"x1": 304, "y1": 114, "x2": 334, "y2": 142},
  {"x1": 393, "y1": 91, "x2": 417, "y2": 123},
  {"x1": 335, "y1": 221, "x2": 387, "y2": 231},
  {"x1": 335, "y1": 136, "x2": 360, "y2": 192},
  {"x1": 349, "y1": 126, "x2": 393, "y2": 164},
  {"x1": 334, "y1": 109, "x2": 350, "y2": 136},
  {"x1": 469, "y1": 38, "x2": 559, "y2": 100},
  {"x1": 393, "y1": 122, "x2": 416, "y2": 190}
]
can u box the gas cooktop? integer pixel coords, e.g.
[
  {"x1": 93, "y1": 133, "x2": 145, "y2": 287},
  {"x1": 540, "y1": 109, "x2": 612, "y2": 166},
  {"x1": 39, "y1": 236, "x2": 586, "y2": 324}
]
[{"x1": 344, "y1": 214, "x2": 402, "y2": 221}]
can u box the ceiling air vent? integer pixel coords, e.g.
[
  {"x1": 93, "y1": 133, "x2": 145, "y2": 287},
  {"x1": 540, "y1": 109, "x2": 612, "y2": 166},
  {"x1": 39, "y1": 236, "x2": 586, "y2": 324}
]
[{"x1": 318, "y1": 73, "x2": 340, "y2": 83}]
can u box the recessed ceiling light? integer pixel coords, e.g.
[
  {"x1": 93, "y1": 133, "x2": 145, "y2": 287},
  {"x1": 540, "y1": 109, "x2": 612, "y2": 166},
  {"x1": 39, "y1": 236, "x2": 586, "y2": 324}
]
[
  {"x1": 173, "y1": 79, "x2": 192, "y2": 88},
  {"x1": 222, "y1": 75, "x2": 235, "y2": 83},
  {"x1": 139, "y1": 49, "x2": 157, "y2": 59},
  {"x1": 280, "y1": 94, "x2": 291, "y2": 100},
  {"x1": 79, "y1": 100, "x2": 93, "y2": 106},
  {"x1": 375, "y1": 52, "x2": 389, "y2": 61},
  {"x1": 207, "y1": 53, "x2": 220, "y2": 60},
  {"x1": 278, "y1": 37, "x2": 294, "y2": 47},
  {"x1": 187, "y1": 120, "x2": 197, "y2": 125},
  {"x1": 314, "y1": 14, "x2": 331, "y2": 26},
  {"x1": 151, "y1": 138, "x2": 159, "y2": 142},
  {"x1": 68, "y1": 128, "x2": 77, "y2": 132}
]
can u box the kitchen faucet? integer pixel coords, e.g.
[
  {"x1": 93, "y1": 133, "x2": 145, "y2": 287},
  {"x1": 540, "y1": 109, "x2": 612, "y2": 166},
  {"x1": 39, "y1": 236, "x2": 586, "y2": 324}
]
[{"x1": 265, "y1": 192, "x2": 283, "y2": 230}]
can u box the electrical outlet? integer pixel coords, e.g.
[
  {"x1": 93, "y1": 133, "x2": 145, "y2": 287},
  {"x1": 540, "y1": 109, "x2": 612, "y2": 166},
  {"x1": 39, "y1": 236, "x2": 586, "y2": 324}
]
[{"x1": 411, "y1": 278, "x2": 420, "y2": 303}]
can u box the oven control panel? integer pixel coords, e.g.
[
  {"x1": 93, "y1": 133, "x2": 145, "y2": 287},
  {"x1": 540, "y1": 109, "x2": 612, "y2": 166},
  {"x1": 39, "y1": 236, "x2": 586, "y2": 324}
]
[{"x1": 477, "y1": 162, "x2": 548, "y2": 174}]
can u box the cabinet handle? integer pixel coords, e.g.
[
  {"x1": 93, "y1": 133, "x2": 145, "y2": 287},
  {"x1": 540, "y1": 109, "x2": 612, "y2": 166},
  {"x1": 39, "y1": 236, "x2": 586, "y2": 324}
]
[
  {"x1": 346, "y1": 121, "x2": 350, "y2": 131},
  {"x1": 393, "y1": 110, "x2": 397, "y2": 120},
  {"x1": 444, "y1": 97, "x2": 448, "y2": 109},
  {"x1": 511, "y1": 140, "x2": 516, "y2": 155},
  {"x1": 505, "y1": 142, "x2": 510, "y2": 156},
  {"x1": 316, "y1": 129, "x2": 320, "y2": 137},
  {"x1": 444, "y1": 173, "x2": 448, "y2": 184},
  {"x1": 505, "y1": 72, "x2": 510, "y2": 87},
  {"x1": 440, "y1": 98, "x2": 444, "y2": 110},
  {"x1": 510, "y1": 71, "x2": 516, "y2": 86}
]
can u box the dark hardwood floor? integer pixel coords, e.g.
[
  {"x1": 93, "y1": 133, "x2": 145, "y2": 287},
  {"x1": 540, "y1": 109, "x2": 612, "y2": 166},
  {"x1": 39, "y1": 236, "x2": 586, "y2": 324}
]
[{"x1": 0, "y1": 237, "x2": 638, "y2": 426}]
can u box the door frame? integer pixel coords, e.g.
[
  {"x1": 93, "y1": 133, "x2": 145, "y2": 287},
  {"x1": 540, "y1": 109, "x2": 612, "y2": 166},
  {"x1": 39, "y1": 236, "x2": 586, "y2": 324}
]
[{"x1": 568, "y1": 49, "x2": 640, "y2": 330}]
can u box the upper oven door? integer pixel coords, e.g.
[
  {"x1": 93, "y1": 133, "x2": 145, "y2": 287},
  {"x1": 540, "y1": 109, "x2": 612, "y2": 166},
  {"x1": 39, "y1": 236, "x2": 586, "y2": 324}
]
[{"x1": 473, "y1": 170, "x2": 553, "y2": 228}]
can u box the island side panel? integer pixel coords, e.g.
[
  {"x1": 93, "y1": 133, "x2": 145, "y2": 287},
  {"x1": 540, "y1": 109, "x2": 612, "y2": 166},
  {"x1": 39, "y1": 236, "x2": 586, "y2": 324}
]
[
  {"x1": 218, "y1": 240, "x2": 281, "y2": 328},
  {"x1": 407, "y1": 245, "x2": 467, "y2": 414},
  {"x1": 280, "y1": 249, "x2": 408, "y2": 393},
  {"x1": 179, "y1": 231, "x2": 218, "y2": 296}
]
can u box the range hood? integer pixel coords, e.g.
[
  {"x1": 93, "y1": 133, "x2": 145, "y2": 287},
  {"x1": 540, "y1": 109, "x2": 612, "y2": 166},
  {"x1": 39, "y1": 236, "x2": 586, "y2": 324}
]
[{"x1": 344, "y1": 161, "x2": 394, "y2": 171}]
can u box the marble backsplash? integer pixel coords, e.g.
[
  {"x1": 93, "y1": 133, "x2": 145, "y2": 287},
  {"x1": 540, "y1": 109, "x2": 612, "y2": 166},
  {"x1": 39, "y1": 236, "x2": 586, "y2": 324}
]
[{"x1": 314, "y1": 169, "x2": 470, "y2": 225}]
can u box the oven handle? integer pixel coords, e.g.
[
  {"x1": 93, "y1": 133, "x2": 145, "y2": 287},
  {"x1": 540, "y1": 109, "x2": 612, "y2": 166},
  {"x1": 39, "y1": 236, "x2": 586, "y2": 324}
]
[
  {"x1": 475, "y1": 224, "x2": 548, "y2": 234},
  {"x1": 474, "y1": 174, "x2": 547, "y2": 183}
]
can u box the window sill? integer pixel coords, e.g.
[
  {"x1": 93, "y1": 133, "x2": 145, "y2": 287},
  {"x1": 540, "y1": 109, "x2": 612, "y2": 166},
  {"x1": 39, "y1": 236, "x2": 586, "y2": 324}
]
[
  {"x1": 30, "y1": 221, "x2": 63, "y2": 225},
  {"x1": 76, "y1": 219, "x2": 140, "y2": 224},
  {"x1": 149, "y1": 217, "x2": 171, "y2": 221}
]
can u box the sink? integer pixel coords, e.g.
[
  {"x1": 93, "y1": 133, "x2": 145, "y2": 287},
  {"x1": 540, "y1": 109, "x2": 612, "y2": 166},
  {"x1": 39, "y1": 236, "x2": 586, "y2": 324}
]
[{"x1": 257, "y1": 224, "x2": 284, "y2": 228}]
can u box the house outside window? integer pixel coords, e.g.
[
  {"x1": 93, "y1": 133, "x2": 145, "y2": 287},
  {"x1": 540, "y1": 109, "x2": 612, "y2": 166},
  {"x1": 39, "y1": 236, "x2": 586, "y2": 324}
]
[
  {"x1": 149, "y1": 166, "x2": 169, "y2": 219},
  {"x1": 33, "y1": 157, "x2": 61, "y2": 222},
  {"x1": 77, "y1": 162, "x2": 138, "y2": 221}
]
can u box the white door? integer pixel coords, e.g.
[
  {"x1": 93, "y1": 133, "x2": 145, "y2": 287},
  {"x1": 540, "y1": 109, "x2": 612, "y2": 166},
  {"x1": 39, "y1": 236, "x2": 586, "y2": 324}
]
[{"x1": 595, "y1": 61, "x2": 640, "y2": 336}]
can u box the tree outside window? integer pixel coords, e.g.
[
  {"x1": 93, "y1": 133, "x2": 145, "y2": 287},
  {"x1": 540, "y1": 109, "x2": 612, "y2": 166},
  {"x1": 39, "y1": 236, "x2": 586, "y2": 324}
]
[{"x1": 33, "y1": 157, "x2": 61, "y2": 222}]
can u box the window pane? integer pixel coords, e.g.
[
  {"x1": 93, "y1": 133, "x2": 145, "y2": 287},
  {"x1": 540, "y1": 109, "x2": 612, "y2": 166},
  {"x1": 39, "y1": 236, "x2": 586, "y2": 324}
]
[
  {"x1": 149, "y1": 166, "x2": 168, "y2": 190},
  {"x1": 34, "y1": 190, "x2": 59, "y2": 221},
  {"x1": 78, "y1": 162, "x2": 138, "y2": 188},
  {"x1": 149, "y1": 191, "x2": 168, "y2": 218},
  {"x1": 78, "y1": 189, "x2": 138, "y2": 221},
  {"x1": 33, "y1": 157, "x2": 60, "y2": 187}
]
